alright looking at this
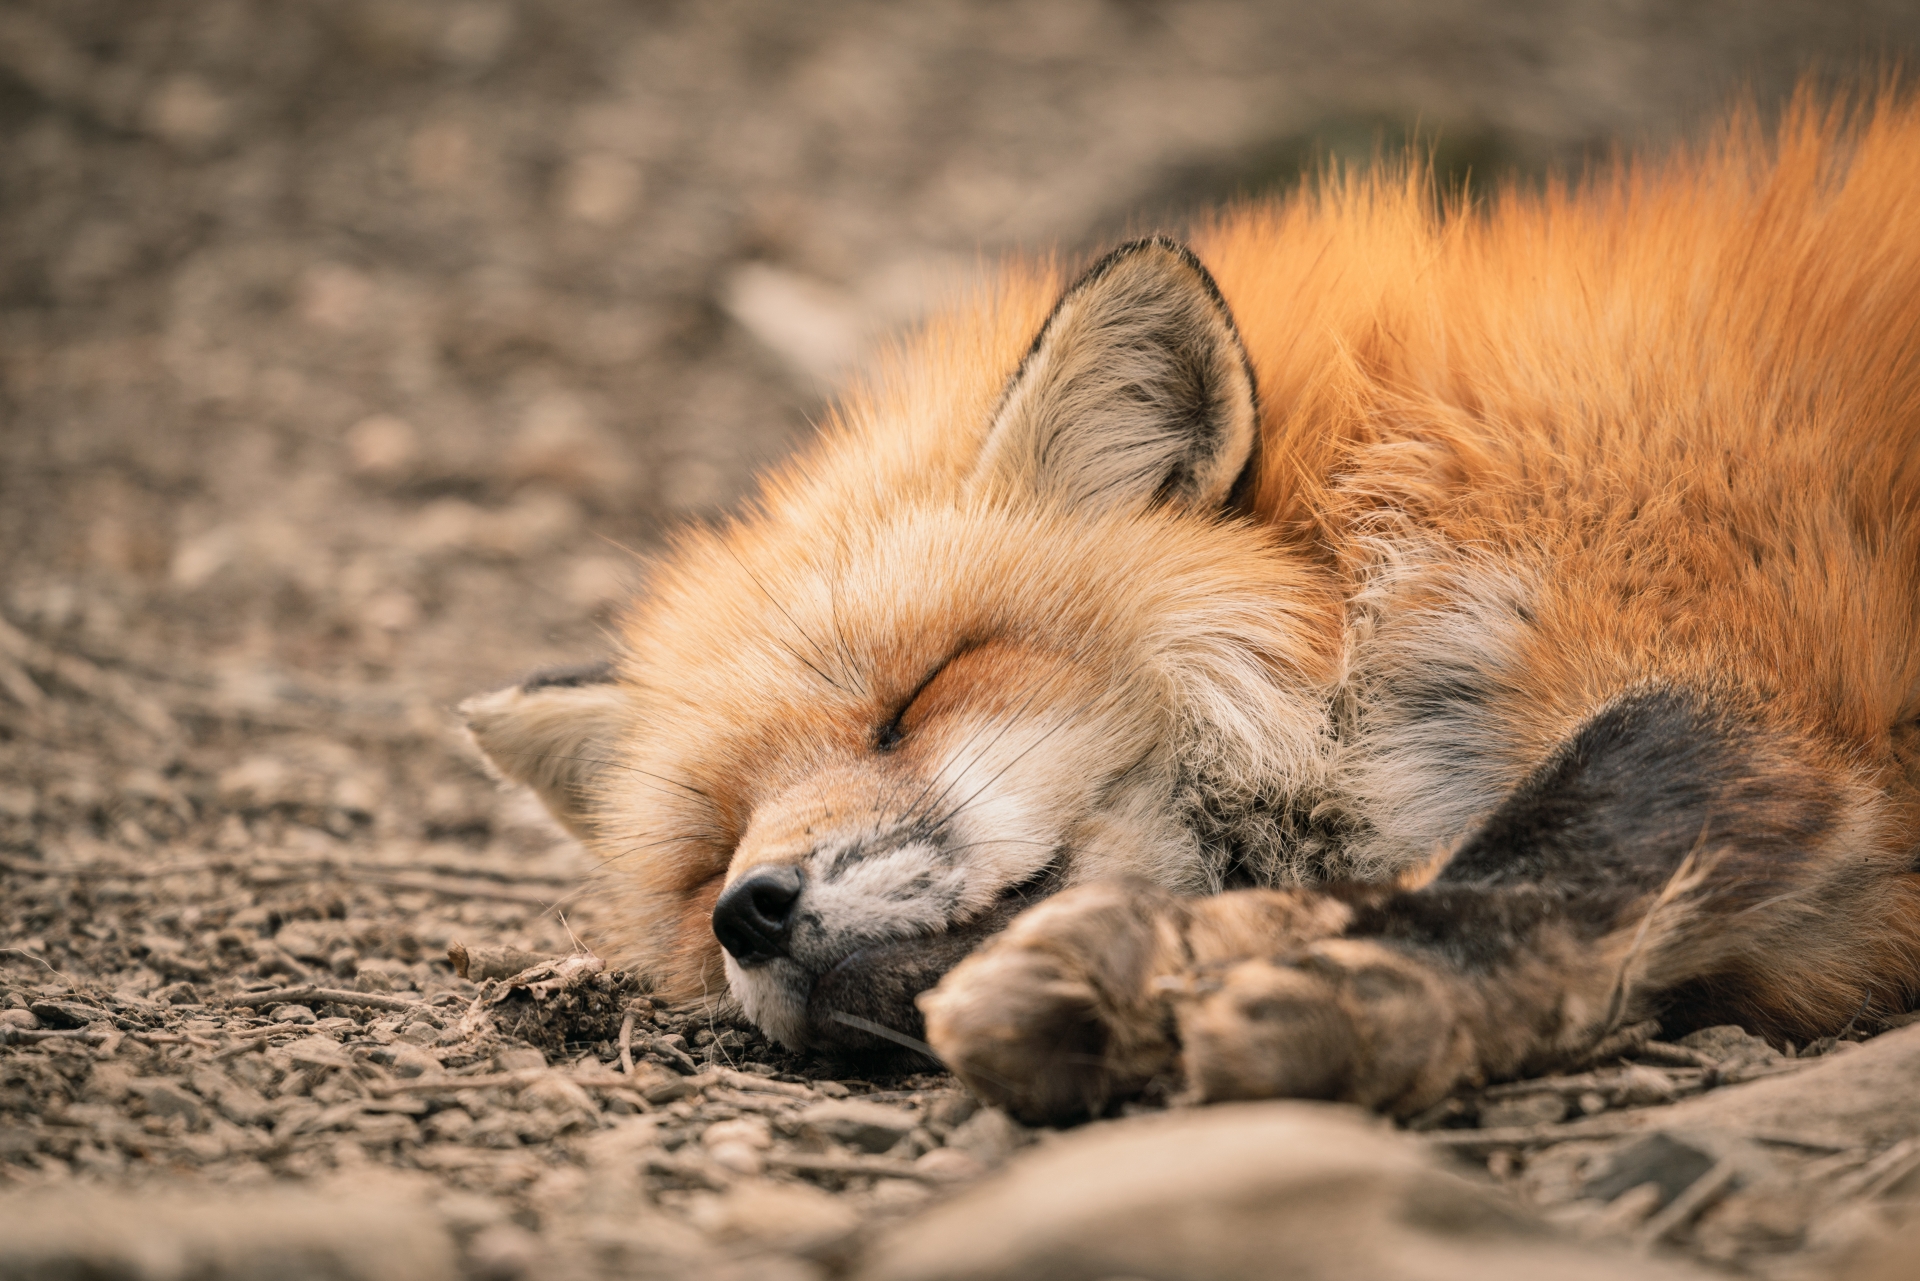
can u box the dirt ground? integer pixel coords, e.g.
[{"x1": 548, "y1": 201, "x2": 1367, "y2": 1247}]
[{"x1": 7, "y1": 3, "x2": 1920, "y2": 1279}]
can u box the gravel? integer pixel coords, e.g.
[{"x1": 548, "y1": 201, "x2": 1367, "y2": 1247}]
[{"x1": 8, "y1": 2, "x2": 1920, "y2": 1278}]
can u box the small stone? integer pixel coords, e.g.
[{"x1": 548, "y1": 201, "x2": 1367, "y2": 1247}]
[
  {"x1": 189, "y1": 1068, "x2": 272, "y2": 1125},
  {"x1": 798, "y1": 1099, "x2": 920, "y2": 1154},
  {"x1": 28, "y1": 999, "x2": 99, "y2": 1029},
  {"x1": 689, "y1": 1180, "x2": 860, "y2": 1253},
  {"x1": 1478, "y1": 1093, "x2": 1568, "y2": 1129},
  {"x1": 330, "y1": 949, "x2": 360, "y2": 978},
  {"x1": 520, "y1": 1074, "x2": 595, "y2": 1115},
  {"x1": 371, "y1": 1044, "x2": 442, "y2": 1078},
  {"x1": 494, "y1": 1047, "x2": 546, "y2": 1072},
  {"x1": 944, "y1": 1107, "x2": 1023, "y2": 1166},
  {"x1": 0, "y1": 785, "x2": 37, "y2": 821},
  {"x1": 466, "y1": 1223, "x2": 540, "y2": 1281},
  {"x1": 272, "y1": 1004, "x2": 318, "y2": 1025},
  {"x1": 913, "y1": 1147, "x2": 987, "y2": 1183},
  {"x1": 869, "y1": 1178, "x2": 932, "y2": 1209},
  {"x1": 285, "y1": 1035, "x2": 356, "y2": 1070},
  {"x1": 345, "y1": 414, "x2": 422, "y2": 483},
  {"x1": 1585, "y1": 1181, "x2": 1665, "y2": 1236},
  {"x1": 1676, "y1": 1024, "x2": 1780, "y2": 1074},
  {"x1": 0, "y1": 1009, "x2": 40, "y2": 1030},
  {"x1": 433, "y1": 1192, "x2": 507, "y2": 1234},
  {"x1": 129, "y1": 1079, "x2": 204, "y2": 1129},
  {"x1": 1610, "y1": 1065, "x2": 1679, "y2": 1107},
  {"x1": 399, "y1": 1020, "x2": 442, "y2": 1046},
  {"x1": 1583, "y1": 1131, "x2": 1716, "y2": 1207},
  {"x1": 925, "y1": 1092, "x2": 978, "y2": 1134},
  {"x1": 632, "y1": 1064, "x2": 696, "y2": 1105},
  {"x1": 704, "y1": 1117, "x2": 773, "y2": 1151},
  {"x1": 707, "y1": 1140, "x2": 765, "y2": 1176},
  {"x1": 425, "y1": 1109, "x2": 475, "y2": 1142},
  {"x1": 1676, "y1": 1024, "x2": 1770, "y2": 1056}
]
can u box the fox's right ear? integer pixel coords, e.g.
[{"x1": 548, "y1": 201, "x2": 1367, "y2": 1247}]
[
  {"x1": 460, "y1": 662, "x2": 626, "y2": 842},
  {"x1": 968, "y1": 236, "x2": 1258, "y2": 514}
]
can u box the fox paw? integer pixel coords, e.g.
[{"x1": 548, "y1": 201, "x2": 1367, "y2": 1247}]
[
  {"x1": 1170, "y1": 939, "x2": 1475, "y2": 1115},
  {"x1": 918, "y1": 880, "x2": 1187, "y2": 1123},
  {"x1": 924, "y1": 884, "x2": 1480, "y2": 1121}
]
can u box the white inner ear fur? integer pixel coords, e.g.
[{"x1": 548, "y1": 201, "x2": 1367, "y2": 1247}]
[
  {"x1": 967, "y1": 237, "x2": 1257, "y2": 514},
  {"x1": 460, "y1": 679, "x2": 630, "y2": 841}
]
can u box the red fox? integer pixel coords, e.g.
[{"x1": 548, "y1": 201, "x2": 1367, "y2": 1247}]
[{"x1": 464, "y1": 89, "x2": 1920, "y2": 1124}]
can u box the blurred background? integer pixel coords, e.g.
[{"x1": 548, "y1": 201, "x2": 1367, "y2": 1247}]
[{"x1": 3, "y1": 0, "x2": 1920, "y2": 865}]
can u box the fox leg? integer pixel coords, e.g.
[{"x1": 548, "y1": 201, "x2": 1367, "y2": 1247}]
[
  {"x1": 925, "y1": 687, "x2": 1920, "y2": 1124},
  {"x1": 922, "y1": 876, "x2": 1606, "y2": 1122}
]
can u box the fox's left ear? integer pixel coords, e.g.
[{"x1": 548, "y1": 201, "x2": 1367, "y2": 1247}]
[
  {"x1": 968, "y1": 236, "x2": 1258, "y2": 513},
  {"x1": 461, "y1": 662, "x2": 627, "y2": 842}
]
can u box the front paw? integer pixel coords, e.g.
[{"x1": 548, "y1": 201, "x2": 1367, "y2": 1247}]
[
  {"x1": 1174, "y1": 939, "x2": 1474, "y2": 1115},
  {"x1": 919, "y1": 880, "x2": 1185, "y2": 1124}
]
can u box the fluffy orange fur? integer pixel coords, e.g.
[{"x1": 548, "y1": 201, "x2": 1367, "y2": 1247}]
[{"x1": 1195, "y1": 87, "x2": 1920, "y2": 1031}]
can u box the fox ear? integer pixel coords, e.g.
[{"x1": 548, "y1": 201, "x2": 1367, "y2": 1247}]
[
  {"x1": 461, "y1": 662, "x2": 626, "y2": 842},
  {"x1": 968, "y1": 237, "x2": 1258, "y2": 513}
]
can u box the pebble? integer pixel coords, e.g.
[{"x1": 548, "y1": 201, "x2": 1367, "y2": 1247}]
[
  {"x1": 797, "y1": 1099, "x2": 919, "y2": 1154},
  {"x1": 424, "y1": 1109, "x2": 475, "y2": 1142},
  {"x1": 464, "y1": 1223, "x2": 541, "y2": 1281},
  {"x1": 912, "y1": 1148, "x2": 986, "y2": 1183},
  {"x1": 129, "y1": 1079, "x2": 204, "y2": 1129},
  {"x1": 707, "y1": 1141, "x2": 767, "y2": 1176},
  {"x1": 27, "y1": 999, "x2": 100, "y2": 1029},
  {"x1": 189, "y1": 1068, "x2": 272, "y2": 1126},
  {"x1": 271, "y1": 1004, "x2": 318, "y2": 1025},
  {"x1": 494, "y1": 1047, "x2": 546, "y2": 1072},
  {"x1": 690, "y1": 1180, "x2": 861, "y2": 1253},
  {"x1": 1584, "y1": 1132, "x2": 1717, "y2": 1206},
  {"x1": 943, "y1": 1107, "x2": 1023, "y2": 1166},
  {"x1": 1480, "y1": 1093, "x2": 1569, "y2": 1129},
  {"x1": 704, "y1": 1117, "x2": 774, "y2": 1150},
  {"x1": 1610, "y1": 1065, "x2": 1679, "y2": 1108}
]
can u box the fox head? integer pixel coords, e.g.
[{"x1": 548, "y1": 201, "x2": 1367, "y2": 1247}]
[{"x1": 463, "y1": 240, "x2": 1341, "y2": 1052}]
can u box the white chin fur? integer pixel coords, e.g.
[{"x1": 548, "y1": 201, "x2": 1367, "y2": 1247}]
[{"x1": 724, "y1": 952, "x2": 811, "y2": 1049}]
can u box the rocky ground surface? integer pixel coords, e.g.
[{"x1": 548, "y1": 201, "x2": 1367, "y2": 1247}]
[{"x1": 6, "y1": 2, "x2": 1920, "y2": 1279}]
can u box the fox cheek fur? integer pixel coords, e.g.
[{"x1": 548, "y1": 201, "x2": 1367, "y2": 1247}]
[{"x1": 462, "y1": 238, "x2": 1343, "y2": 1053}]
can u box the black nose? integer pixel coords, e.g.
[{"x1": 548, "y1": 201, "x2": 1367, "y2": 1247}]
[{"x1": 712, "y1": 865, "x2": 805, "y2": 964}]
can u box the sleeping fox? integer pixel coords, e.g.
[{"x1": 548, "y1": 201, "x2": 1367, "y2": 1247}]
[{"x1": 463, "y1": 90, "x2": 1920, "y2": 1124}]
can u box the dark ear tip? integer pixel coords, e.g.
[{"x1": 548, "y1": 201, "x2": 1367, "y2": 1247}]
[
  {"x1": 519, "y1": 660, "x2": 617, "y2": 692},
  {"x1": 1069, "y1": 236, "x2": 1233, "y2": 318},
  {"x1": 1078, "y1": 235, "x2": 1206, "y2": 280}
]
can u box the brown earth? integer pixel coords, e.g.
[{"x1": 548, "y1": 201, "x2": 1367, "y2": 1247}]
[{"x1": 5, "y1": 3, "x2": 1920, "y2": 1278}]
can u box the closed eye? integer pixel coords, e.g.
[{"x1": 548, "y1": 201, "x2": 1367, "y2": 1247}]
[{"x1": 873, "y1": 642, "x2": 979, "y2": 752}]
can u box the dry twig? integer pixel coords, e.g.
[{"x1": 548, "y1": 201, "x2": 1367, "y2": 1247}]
[{"x1": 227, "y1": 986, "x2": 421, "y2": 1013}]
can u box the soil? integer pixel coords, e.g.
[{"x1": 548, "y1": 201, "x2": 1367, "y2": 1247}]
[{"x1": 5, "y1": 3, "x2": 1920, "y2": 1279}]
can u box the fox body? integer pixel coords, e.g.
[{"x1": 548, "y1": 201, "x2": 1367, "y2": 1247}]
[{"x1": 466, "y1": 93, "x2": 1920, "y2": 1121}]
